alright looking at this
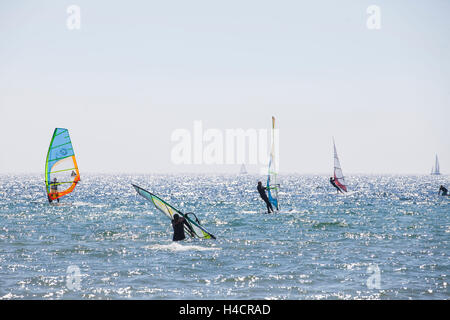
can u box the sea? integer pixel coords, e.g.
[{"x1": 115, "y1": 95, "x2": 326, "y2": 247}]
[{"x1": 0, "y1": 174, "x2": 448, "y2": 300}]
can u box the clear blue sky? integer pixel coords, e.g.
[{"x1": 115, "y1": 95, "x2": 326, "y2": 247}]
[{"x1": 0, "y1": 0, "x2": 449, "y2": 174}]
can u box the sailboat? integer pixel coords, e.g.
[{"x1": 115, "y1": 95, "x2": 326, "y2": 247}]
[
  {"x1": 332, "y1": 138, "x2": 347, "y2": 192},
  {"x1": 45, "y1": 128, "x2": 80, "y2": 202},
  {"x1": 430, "y1": 154, "x2": 441, "y2": 175},
  {"x1": 239, "y1": 163, "x2": 248, "y2": 175},
  {"x1": 267, "y1": 116, "x2": 280, "y2": 210}
]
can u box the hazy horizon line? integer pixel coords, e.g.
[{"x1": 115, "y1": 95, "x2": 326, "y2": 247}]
[{"x1": 0, "y1": 171, "x2": 447, "y2": 176}]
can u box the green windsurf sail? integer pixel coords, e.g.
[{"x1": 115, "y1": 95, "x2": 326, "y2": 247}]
[{"x1": 132, "y1": 184, "x2": 216, "y2": 240}]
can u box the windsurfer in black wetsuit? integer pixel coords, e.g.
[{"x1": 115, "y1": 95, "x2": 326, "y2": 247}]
[
  {"x1": 48, "y1": 177, "x2": 60, "y2": 203},
  {"x1": 257, "y1": 181, "x2": 274, "y2": 213},
  {"x1": 439, "y1": 185, "x2": 448, "y2": 196},
  {"x1": 330, "y1": 177, "x2": 343, "y2": 194},
  {"x1": 172, "y1": 213, "x2": 194, "y2": 241}
]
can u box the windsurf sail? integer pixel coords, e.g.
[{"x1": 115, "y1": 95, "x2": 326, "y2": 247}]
[
  {"x1": 45, "y1": 128, "x2": 80, "y2": 201},
  {"x1": 333, "y1": 138, "x2": 347, "y2": 192},
  {"x1": 132, "y1": 184, "x2": 216, "y2": 240},
  {"x1": 431, "y1": 154, "x2": 440, "y2": 175},
  {"x1": 267, "y1": 116, "x2": 279, "y2": 210}
]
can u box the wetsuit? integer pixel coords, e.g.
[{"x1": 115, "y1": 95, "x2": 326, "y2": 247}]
[
  {"x1": 257, "y1": 184, "x2": 274, "y2": 213},
  {"x1": 172, "y1": 217, "x2": 193, "y2": 241},
  {"x1": 330, "y1": 178, "x2": 343, "y2": 193},
  {"x1": 439, "y1": 186, "x2": 448, "y2": 196}
]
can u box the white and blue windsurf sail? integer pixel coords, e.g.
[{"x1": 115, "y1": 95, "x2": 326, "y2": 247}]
[
  {"x1": 45, "y1": 128, "x2": 80, "y2": 201},
  {"x1": 267, "y1": 116, "x2": 279, "y2": 210},
  {"x1": 132, "y1": 184, "x2": 216, "y2": 240}
]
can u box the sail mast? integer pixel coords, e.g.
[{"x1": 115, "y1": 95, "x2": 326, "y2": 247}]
[{"x1": 267, "y1": 116, "x2": 279, "y2": 210}]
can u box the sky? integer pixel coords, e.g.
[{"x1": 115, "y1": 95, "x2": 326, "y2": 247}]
[{"x1": 0, "y1": 0, "x2": 449, "y2": 174}]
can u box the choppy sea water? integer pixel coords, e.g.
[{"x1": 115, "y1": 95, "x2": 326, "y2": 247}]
[{"x1": 0, "y1": 174, "x2": 448, "y2": 300}]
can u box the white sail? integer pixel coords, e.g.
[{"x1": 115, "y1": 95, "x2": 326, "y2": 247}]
[
  {"x1": 333, "y1": 138, "x2": 347, "y2": 192},
  {"x1": 431, "y1": 155, "x2": 441, "y2": 175},
  {"x1": 239, "y1": 163, "x2": 248, "y2": 175}
]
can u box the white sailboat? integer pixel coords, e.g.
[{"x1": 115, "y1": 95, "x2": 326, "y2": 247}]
[
  {"x1": 239, "y1": 163, "x2": 248, "y2": 175},
  {"x1": 431, "y1": 155, "x2": 441, "y2": 175}
]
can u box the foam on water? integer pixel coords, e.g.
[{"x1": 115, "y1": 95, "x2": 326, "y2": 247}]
[{"x1": 145, "y1": 242, "x2": 220, "y2": 252}]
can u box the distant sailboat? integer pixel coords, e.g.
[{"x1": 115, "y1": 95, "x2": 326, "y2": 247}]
[
  {"x1": 431, "y1": 155, "x2": 441, "y2": 175},
  {"x1": 239, "y1": 163, "x2": 248, "y2": 175},
  {"x1": 332, "y1": 138, "x2": 347, "y2": 192}
]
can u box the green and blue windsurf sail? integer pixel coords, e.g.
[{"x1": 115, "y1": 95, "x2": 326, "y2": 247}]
[
  {"x1": 132, "y1": 184, "x2": 216, "y2": 240},
  {"x1": 45, "y1": 128, "x2": 80, "y2": 201},
  {"x1": 267, "y1": 116, "x2": 279, "y2": 210}
]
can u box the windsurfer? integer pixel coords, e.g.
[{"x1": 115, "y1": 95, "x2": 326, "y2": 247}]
[
  {"x1": 172, "y1": 213, "x2": 194, "y2": 241},
  {"x1": 439, "y1": 185, "x2": 448, "y2": 196},
  {"x1": 257, "y1": 181, "x2": 274, "y2": 213},
  {"x1": 330, "y1": 177, "x2": 343, "y2": 194},
  {"x1": 48, "y1": 177, "x2": 59, "y2": 203}
]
